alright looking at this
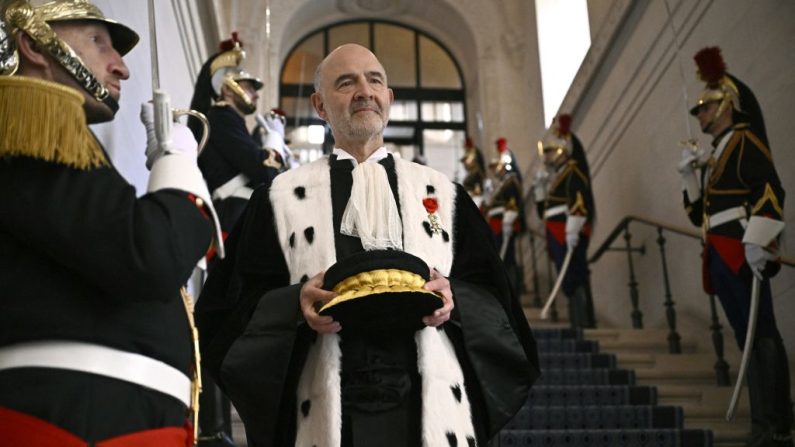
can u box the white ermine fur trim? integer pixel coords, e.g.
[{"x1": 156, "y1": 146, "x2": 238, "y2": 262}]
[
  {"x1": 295, "y1": 333, "x2": 342, "y2": 447},
  {"x1": 269, "y1": 158, "x2": 338, "y2": 283},
  {"x1": 417, "y1": 327, "x2": 477, "y2": 446},
  {"x1": 393, "y1": 157, "x2": 455, "y2": 276}
]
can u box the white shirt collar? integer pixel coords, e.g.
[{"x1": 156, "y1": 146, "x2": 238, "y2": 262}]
[{"x1": 333, "y1": 147, "x2": 389, "y2": 165}]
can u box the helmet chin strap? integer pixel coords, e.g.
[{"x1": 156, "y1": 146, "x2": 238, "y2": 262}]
[
  {"x1": 702, "y1": 96, "x2": 732, "y2": 134},
  {"x1": 224, "y1": 78, "x2": 256, "y2": 115},
  {"x1": 101, "y1": 94, "x2": 119, "y2": 114}
]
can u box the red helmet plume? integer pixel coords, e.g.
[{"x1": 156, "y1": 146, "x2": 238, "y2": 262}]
[{"x1": 694, "y1": 47, "x2": 726, "y2": 87}]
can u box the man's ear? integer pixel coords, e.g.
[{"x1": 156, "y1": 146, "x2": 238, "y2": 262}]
[
  {"x1": 310, "y1": 92, "x2": 326, "y2": 120},
  {"x1": 15, "y1": 31, "x2": 49, "y2": 69},
  {"x1": 388, "y1": 88, "x2": 394, "y2": 105}
]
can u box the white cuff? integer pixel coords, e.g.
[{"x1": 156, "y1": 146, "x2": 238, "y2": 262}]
[
  {"x1": 148, "y1": 153, "x2": 225, "y2": 259},
  {"x1": 566, "y1": 214, "x2": 587, "y2": 235},
  {"x1": 682, "y1": 172, "x2": 701, "y2": 202},
  {"x1": 742, "y1": 216, "x2": 785, "y2": 247},
  {"x1": 502, "y1": 209, "x2": 518, "y2": 229}
]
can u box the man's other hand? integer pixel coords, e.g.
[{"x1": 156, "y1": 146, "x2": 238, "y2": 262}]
[
  {"x1": 422, "y1": 269, "x2": 454, "y2": 327},
  {"x1": 299, "y1": 271, "x2": 341, "y2": 334}
]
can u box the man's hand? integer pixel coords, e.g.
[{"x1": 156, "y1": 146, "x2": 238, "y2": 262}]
[
  {"x1": 744, "y1": 243, "x2": 776, "y2": 280},
  {"x1": 422, "y1": 269, "x2": 454, "y2": 327},
  {"x1": 299, "y1": 271, "x2": 341, "y2": 334},
  {"x1": 140, "y1": 102, "x2": 198, "y2": 169}
]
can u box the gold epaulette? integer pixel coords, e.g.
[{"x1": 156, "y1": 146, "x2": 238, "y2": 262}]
[{"x1": 0, "y1": 76, "x2": 107, "y2": 169}]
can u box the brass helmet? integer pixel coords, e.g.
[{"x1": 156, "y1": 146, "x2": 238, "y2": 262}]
[
  {"x1": 689, "y1": 47, "x2": 740, "y2": 120},
  {"x1": 2, "y1": 0, "x2": 138, "y2": 111},
  {"x1": 689, "y1": 47, "x2": 767, "y2": 144},
  {"x1": 538, "y1": 114, "x2": 573, "y2": 166},
  {"x1": 210, "y1": 32, "x2": 262, "y2": 115},
  {"x1": 490, "y1": 137, "x2": 516, "y2": 176}
]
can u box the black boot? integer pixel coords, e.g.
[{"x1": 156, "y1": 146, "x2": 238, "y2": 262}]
[
  {"x1": 567, "y1": 286, "x2": 593, "y2": 329},
  {"x1": 745, "y1": 336, "x2": 794, "y2": 447},
  {"x1": 197, "y1": 374, "x2": 236, "y2": 447}
]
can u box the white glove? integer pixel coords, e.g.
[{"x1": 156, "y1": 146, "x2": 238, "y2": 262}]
[
  {"x1": 141, "y1": 103, "x2": 198, "y2": 169},
  {"x1": 744, "y1": 243, "x2": 776, "y2": 280},
  {"x1": 565, "y1": 215, "x2": 587, "y2": 250},
  {"x1": 532, "y1": 168, "x2": 550, "y2": 202},
  {"x1": 256, "y1": 113, "x2": 287, "y2": 152},
  {"x1": 677, "y1": 148, "x2": 702, "y2": 201}
]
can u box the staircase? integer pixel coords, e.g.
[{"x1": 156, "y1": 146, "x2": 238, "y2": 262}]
[{"x1": 498, "y1": 306, "x2": 751, "y2": 447}]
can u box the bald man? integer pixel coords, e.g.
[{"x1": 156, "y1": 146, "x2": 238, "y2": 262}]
[{"x1": 196, "y1": 44, "x2": 539, "y2": 446}]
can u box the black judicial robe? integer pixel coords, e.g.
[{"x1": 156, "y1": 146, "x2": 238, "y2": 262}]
[{"x1": 196, "y1": 155, "x2": 539, "y2": 446}]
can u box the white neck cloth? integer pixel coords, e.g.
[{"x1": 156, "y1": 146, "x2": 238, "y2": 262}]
[{"x1": 340, "y1": 160, "x2": 404, "y2": 250}]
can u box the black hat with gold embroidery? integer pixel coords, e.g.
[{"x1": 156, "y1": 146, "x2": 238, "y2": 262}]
[{"x1": 318, "y1": 250, "x2": 443, "y2": 333}]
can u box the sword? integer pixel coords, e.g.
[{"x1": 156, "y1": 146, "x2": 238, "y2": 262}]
[
  {"x1": 148, "y1": 0, "x2": 210, "y2": 155},
  {"x1": 726, "y1": 275, "x2": 761, "y2": 421},
  {"x1": 662, "y1": 0, "x2": 696, "y2": 149},
  {"x1": 540, "y1": 247, "x2": 573, "y2": 319}
]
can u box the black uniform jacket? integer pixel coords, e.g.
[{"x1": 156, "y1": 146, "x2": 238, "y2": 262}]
[
  {"x1": 196, "y1": 156, "x2": 540, "y2": 446},
  {"x1": 683, "y1": 123, "x2": 785, "y2": 240},
  {"x1": 536, "y1": 159, "x2": 593, "y2": 224},
  {"x1": 0, "y1": 152, "x2": 213, "y2": 437},
  {"x1": 198, "y1": 104, "x2": 278, "y2": 194}
]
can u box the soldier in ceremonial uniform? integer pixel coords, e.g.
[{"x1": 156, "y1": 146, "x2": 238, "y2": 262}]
[
  {"x1": 188, "y1": 33, "x2": 285, "y2": 247},
  {"x1": 195, "y1": 43, "x2": 539, "y2": 446},
  {"x1": 483, "y1": 137, "x2": 526, "y2": 296},
  {"x1": 533, "y1": 114, "x2": 596, "y2": 329},
  {"x1": 0, "y1": 0, "x2": 221, "y2": 445},
  {"x1": 678, "y1": 47, "x2": 791, "y2": 447},
  {"x1": 460, "y1": 136, "x2": 487, "y2": 209}
]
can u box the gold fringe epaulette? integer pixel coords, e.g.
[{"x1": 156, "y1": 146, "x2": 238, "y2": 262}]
[{"x1": 0, "y1": 76, "x2": 108, "y2": 169}]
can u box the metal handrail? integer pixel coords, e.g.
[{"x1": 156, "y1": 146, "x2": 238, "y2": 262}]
[{"x1": 590, "y1": 215, "x2": 794, "y2": 267}]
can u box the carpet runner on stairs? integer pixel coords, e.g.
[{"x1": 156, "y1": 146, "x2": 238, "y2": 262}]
[{"x1": 496, "y1": 328, "x2": 714, "y2": 446}]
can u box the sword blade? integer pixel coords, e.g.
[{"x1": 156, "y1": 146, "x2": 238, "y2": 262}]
[
  {"x1": 726, "y1": 276, "x2": 761, "y2": 421},
  {"x1": 148, "y1": 0, "x2": 160, "y2": 91},
  {"x1": 541, "y1": 248, "x2": 574, "y2": 319}
]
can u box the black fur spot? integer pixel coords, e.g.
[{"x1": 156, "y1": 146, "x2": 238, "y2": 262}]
[
  {"x1": 446, "y1": 432, "x2": 458, "y2": 447},
  {"x1": 442, "y1": 230, "x2": 450, "y2": 242},
  {"x1": 289, "y1": 232, "x2": 295, "y2": 248},
  {"x1": 301, "y1": 400, "x2": 311, "y2": 417},
  {"x1": 294, "y1": 186, "x2": 306, "y2": 199},
  {"x1": 422, "y1": 221, "x2": 433, "y2": 237},
  {"x1": 466, "y1": 436, "x2": 476, "y2": 447},
  {"x1": 426, "y1": 185, "x2": 436, "y2": 194},
  {"x1": 451, "y1": 384, "x2": 462, "y2": 403},
  {"x1": 304, "y1": 227, "x2": 315, "y2": 244},
  {"x1": 300, "y1": 274, "x2": 309, "y2": 283}
]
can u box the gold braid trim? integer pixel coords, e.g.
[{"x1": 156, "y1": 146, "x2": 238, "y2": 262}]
[
  {"x1": 0, "y1": 76, "x2": 107, "y2": 169},
  {"x1": 751, "y1": 183, "x2": 784, "y2": 217},
  {"x1": 319, "y1": 268, "x2": 441, "y2": 312},
  {"x1": 569, "y1": 191, "x2": 588, "y2": 215}
]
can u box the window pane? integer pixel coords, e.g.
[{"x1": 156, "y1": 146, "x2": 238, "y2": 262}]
[
  {"x1": 281, "y1": 96, "x2": 318, "y2": 120},
  {"x1": 384, "y1": 126, "x2": 415, "y2": 139},
  {"x1": 419, "y1": 36, "x2": 461, "y2": 89},
  {"x1": 287, "y1": 125, "x2": 326, "y2": 164},
  {"x1": 281, "y1": 33, "x2": 324, "y2": 85},
  {"x1": 423, "y1": 129, "x2": 465, "y2": 180},
  {"x1": 389, "y1": 100, "x2": 418, "y2": 121},
  {"x1": 374, "y1": 23, "x2": 416, "y2": 88},
  {"x1": 421, "y1": 101, "x2": 464, "y2": 123},
  {"x1": 329, "y1": 23, "x2": 369, "y2": 51}
]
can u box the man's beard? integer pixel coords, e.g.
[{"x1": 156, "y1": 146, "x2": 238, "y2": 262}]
[{"x1": 332, "y1": 101, "x2": 389, "y2": 140}]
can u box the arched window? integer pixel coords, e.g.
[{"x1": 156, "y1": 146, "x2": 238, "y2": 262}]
[{"x1": 280, "y1": 20, "x2": 467, "y2": 179}]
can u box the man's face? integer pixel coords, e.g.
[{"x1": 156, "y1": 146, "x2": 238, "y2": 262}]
[
  {"x1": 50, "y1": 21, "x2": 129, "y2": 124},
  {"x1": 695, "y1": 100, "x2": 719, "y2": 133},
  {"x1": 312, "y1": 45, "x2": 394, "y2": 142}
]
